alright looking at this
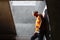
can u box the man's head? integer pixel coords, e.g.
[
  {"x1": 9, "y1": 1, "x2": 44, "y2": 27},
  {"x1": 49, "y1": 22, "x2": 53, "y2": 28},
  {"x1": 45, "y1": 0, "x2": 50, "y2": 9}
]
[{"x1": 33, "y1": 11, "x2": 38, "y2": 17}]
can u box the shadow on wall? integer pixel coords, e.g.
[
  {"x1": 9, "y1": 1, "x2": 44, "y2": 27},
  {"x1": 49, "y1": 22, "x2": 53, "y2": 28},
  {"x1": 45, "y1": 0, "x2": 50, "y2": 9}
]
[{"x1": 0, "y1": 1, "x2": 16, "y2": 35}]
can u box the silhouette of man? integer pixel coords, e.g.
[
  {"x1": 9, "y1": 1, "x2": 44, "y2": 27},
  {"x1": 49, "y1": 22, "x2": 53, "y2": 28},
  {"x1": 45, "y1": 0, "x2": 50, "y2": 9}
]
[{"x1": 31, "y1": 10, "x2": 50, "y2": 40}]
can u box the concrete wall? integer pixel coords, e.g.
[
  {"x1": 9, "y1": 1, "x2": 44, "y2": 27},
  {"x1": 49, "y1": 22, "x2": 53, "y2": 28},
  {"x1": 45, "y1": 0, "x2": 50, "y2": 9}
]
[
  {"x1": 35, "y1": 1, "x2": 46, "y2": 13},
  {"x1": 10, "y1": 1, "x2": 46, "y2": 37},
  {"x1": 12, "y1": 6, "x2": 36, "y2": 24},
  {"x1": 0, "y1": 1, "x2": 16, "y2": 35},
  {"x1": 46, "y1": 0, "x2": 60, "y2": 40},
  {"x1": 12, "y1": 6, "x2": 36, "y2": 37}
]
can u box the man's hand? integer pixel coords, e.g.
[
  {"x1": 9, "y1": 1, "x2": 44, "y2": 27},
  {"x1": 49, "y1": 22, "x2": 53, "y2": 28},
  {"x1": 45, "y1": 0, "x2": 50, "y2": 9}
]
[
  {"x1": 34, "y1": 32, "x2": 38, "y2": 36},
  {"x1": 34, "y1": 31, "x2": 39, "y2": 33}
]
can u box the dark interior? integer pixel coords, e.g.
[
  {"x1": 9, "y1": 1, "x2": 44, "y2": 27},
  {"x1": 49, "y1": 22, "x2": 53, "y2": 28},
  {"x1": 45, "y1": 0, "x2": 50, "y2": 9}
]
[
  {"x1": 0, "y1": 0, "x2": 60, "y2": 40},
  {"x1": 46, "y1": 0, "x2": 60, "y2": 40},
  {"x1": 0, "y1": 1, "x2": 16, "y2": 39}
]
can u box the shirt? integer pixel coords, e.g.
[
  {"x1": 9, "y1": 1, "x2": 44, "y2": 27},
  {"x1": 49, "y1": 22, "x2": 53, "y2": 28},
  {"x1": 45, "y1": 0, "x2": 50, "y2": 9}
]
[{"x1": 35, "y1": 16, "x2": 42, "y2": 33}]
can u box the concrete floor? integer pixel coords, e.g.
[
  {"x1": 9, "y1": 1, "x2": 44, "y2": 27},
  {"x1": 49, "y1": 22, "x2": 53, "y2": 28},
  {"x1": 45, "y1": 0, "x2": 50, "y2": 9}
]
[
  {"x1": 0, "y1": 23, "x2": 46, "y2": 40},
  {"x1": 15, "y1": 23, "x2": 46, "y2": 40}
]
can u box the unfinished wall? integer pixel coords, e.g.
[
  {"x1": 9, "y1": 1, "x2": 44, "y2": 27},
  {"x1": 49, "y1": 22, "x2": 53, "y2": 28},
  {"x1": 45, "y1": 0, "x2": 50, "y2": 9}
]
[{"x1": 0, "y1": 1, "x2": 16, "y2": 35}]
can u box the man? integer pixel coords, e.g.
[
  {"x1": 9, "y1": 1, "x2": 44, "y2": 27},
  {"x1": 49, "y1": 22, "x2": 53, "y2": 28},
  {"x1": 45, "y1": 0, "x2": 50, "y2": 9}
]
[
  {"x1": 31, "y1": 11, "x2": 42, "y2": 40},
  {"x1": 31, "y1": 10, "x2": 50, "y2": 40}
]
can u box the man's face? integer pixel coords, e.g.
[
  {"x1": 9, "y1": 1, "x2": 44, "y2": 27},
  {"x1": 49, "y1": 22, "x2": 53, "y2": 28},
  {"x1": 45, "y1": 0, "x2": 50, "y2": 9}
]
[{"x1": 34, "y1": 13, "x2": 38, "y2": 17}]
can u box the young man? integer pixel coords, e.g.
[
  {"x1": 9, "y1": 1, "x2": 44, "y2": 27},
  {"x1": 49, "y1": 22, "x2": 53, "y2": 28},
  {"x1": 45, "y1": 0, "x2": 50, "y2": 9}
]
[
  {"x1": 31, "y1": 10, "x2": 50, "y2": 40},
  {"x1": 31, "y1": 11, "x2": 42, "y2": 40}
]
